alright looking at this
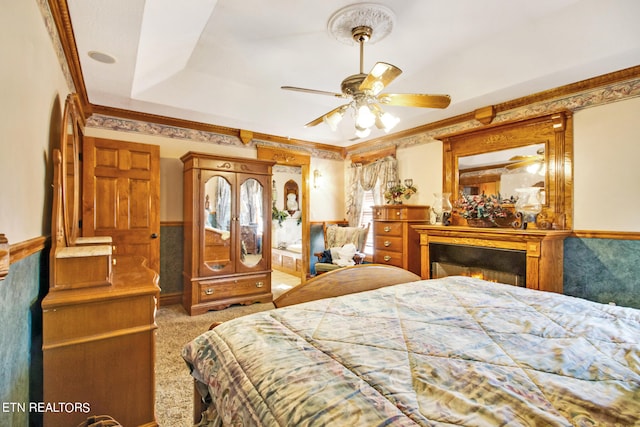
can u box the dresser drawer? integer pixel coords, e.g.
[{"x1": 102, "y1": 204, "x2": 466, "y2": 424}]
[
  {"x1": 374, "y1": 221, "x2": 403, "y2": 236},
  {"x1": 374, "y1": 205, "x2": 429, "y2": 221},
  {"x1": 199, "y1": 274, "x2": 269, "y2": 302},
  {"x1": 373, "y1": 249, "x2": 404, "y2": 267},
  {"x1": 375, "y1": 235, "x2": 403, "y2": 251}
]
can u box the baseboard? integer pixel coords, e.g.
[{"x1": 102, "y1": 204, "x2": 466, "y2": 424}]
[{"x1": 159, "y1": 292, "x2": 182, "y2": 307}]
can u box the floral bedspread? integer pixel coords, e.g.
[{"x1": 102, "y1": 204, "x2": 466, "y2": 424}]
[{"x1": 182, "y1": 276, "x2": 640, "y2": 426}]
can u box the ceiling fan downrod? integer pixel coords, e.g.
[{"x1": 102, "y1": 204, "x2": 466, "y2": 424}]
[{"x1": 352, "y1": 26, "x2": 372, "y2": 74}]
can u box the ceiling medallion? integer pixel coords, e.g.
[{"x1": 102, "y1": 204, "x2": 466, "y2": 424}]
[{"x1": 327, "y1": 3, "x2": 396, "y2": 45}]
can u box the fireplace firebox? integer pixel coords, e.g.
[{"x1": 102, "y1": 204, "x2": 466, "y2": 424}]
[{"x1": 429, "y1": 243, "x2": 526, "y2": 286}]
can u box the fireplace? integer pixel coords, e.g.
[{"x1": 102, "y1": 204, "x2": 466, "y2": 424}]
[
  {"x1": 414, "y1": 225, "x2": 571, "y2": 293},
  {"x1": 429, "y1": 243, "x2": 526, "y2": 286}
]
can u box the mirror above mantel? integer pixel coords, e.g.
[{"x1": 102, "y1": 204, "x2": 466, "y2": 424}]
[{"x1": 441, "y1": 111, "x2": 573, "y2": 230}]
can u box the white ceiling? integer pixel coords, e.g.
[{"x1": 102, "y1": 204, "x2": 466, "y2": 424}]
[{"x1": 67, "y1": 0, "x2": 640, "y2": 147}]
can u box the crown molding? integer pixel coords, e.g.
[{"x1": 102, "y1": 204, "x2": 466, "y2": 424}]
[{"x1": 45, "y1": 1, "x2": 639, "y2": 160}]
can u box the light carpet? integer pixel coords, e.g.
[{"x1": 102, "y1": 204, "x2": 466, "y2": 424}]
[{"x1": 155, "y1": 271, "x2": 300, "y2": 426}]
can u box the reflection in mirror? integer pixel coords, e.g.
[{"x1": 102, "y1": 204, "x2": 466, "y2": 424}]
[
  {"x1": 61, "y1": 94, "x2": 81, "y2": 246},
  {"x1": 240, "y1": 178, "x2": 263, "y2": 267},
  {"x1": 203, "y1": 176, "x2": 231, "y2": 271},
  {"x1": 458, "y1": 143, "x2": 545, "y2": 200}
]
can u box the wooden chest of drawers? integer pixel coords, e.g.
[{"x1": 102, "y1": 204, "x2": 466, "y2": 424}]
[
  {"x1": 373, "y1": 205, "x2": 429, "y2": 275},
  {"x1": 42, "y1": 256, "x2": 159, "y2": 427}
]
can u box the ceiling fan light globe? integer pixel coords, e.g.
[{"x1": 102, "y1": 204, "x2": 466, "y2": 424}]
[
  {"x1": 323, "y1": 110, "x2": 344, "y2": 131},
  {"x1": 355, "y1": 105, "x2": 375, "y2": 129},
  {"x1": 379, "y1": 111, "x2": 399, "y2": 132},
  {"x1": 355, "y1": 127, "x2": 371, "y2": 138}
]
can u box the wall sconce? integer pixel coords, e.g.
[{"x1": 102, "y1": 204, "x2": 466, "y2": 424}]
[{"x1": 313, "y1": 169, "x2": 323, "y2": 189}]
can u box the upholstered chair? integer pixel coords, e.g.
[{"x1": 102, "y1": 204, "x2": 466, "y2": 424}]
[{"x1": 314, "y1": 223, "x2": 370, "y2": 274}]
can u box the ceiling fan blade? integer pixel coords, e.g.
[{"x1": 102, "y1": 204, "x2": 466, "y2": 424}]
[
  {"x1": 378, "y1": 93, "x2": 451, "y2": 109},
  {"x1": 359, "y1": 62, "x2": 402, "y2": 95},
  {"x1": 304, "y1": 104, "x2": 349, "y2": 128},
  {"x1": 281, "y1": 86, "x2": 345, "y2": 98}
]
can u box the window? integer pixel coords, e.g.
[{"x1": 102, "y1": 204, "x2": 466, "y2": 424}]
[{"x1": 360, "y1": 189, "x2": 375, "y2": 255}]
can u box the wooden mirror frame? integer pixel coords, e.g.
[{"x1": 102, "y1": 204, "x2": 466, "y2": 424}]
[
  {"x1": 60, "y1": 93, "x2": 84, "y2": 246},
  {"x1": 257, "y1": 146, "x2": 310, "y2": 282},
  {"x1": 441, "y1": 111, "x2": 573, "y2": 230}
]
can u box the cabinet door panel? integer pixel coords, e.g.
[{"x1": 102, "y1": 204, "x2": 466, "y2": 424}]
[
  {"x1": 236, "y1": 173, "x2": 271, "y2": 273},
  {"x1": 201, "y1": 172, "x2": 235, "y2": 276}
]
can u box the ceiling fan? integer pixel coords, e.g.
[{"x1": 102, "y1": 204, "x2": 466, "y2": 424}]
[
  {"x1": 506, "y1": 147, "x2": 545, "y2": 171},
  {"x1": 282, "y1": 25, "x2": 451, "y2": 138}
]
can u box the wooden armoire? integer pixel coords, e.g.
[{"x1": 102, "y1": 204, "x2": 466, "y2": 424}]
[{"x1": 182, "y1": 152, "x2": 275, "y2": 315}]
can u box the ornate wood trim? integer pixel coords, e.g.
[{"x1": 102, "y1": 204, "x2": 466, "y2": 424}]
[
  {"x1": 346, "y1": 65, "x2": 640, "y2": 155},
  {"x1": 572, "y1": 230, "x2": 640, "y2": 240},
  {"x1": 10, "y1": 236, "x2": 47, "y2": 265},
  {"x1": 47, "y1": 0, "x2": 639, "y2": 159},
  {"x1": 414, "y1": 225, "x2": 570, "y2": 293},
  {"x1": 257, "y1": 146, "x2": 311, "y2": 282},
  {"x1": 441, "y1": 111, "x2": 573, "y2": 230},
  {"x1": 349, "y1": 146, "x2": 396, "y2": 164}
]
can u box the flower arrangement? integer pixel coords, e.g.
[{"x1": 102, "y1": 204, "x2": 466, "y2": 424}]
[
  {"x1": 384, "y1": 181, "x2": 417, "y2": 204},
  {"x1": 455, "y1": 192, "x2": 508, "y2": 222}
]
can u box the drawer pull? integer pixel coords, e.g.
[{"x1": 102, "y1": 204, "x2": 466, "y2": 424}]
[
  {"x1": 384, "y1": 240, "x2": 391, "y2": 247},
  {"x1": 384, "y1": 226, "x2": 392, "y2": 232},
  {"x1": 396, "y1": 211, "x2": 401, "y2": 216},
  {"x1": 204, "y1": 288, "x2": 214, "y2": 295},
  {"x1": 255, "y1": 281, "x2": 264, "y2": 288},
  {"x1": 383, "y1": 255, "x2": 392, "y2": 262}
]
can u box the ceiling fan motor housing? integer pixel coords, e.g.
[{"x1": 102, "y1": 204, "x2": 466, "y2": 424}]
[{"x1": 341, "y1": 74, "x2": 368, "y2": 96}]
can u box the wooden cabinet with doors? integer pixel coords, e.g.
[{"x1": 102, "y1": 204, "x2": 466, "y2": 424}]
[
  {"x1": 182, "y1": 152, "x2": 275, "y2": 315},
  {"x1": 373, "y1": 205, "x2": 430, "y2": 275}
]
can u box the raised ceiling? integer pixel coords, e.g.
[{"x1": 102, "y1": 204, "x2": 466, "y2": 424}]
[{"x1": 66, "y1": 0, "x2": 640, "y2": 147}]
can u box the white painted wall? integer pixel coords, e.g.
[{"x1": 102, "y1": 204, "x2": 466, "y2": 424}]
[
  {"x1": 396, "y1": 141, "x2": 443, "y2": 206},
  {"x1": 573, "y1": 97, "x2": 640, "y2": 231},
  {"x1": 1, "y1": 1, "x2": 70, "y2": 244},
  {"x1": 309, "y1": 157, "x2": 344, "y2": 221}
]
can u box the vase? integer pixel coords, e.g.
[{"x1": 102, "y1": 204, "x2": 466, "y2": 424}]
[
  {"x1": 466, "y1": 217, "x2": 496, "y2": 228},
  {"x1": 431, "y1": 192, "x2": 452, "y2": 225},
  {"x1": 515, "y1": 187, "x2": 542, "y2": 225}
]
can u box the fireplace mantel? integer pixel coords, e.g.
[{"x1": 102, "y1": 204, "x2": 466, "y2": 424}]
[{"x1": 413, "y1": 225, "x2": 571, "y2": 293}]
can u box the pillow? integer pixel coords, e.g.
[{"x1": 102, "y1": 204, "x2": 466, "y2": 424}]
[{"x1": 332, "y1": 243, "x2": 357, "y2": 267}]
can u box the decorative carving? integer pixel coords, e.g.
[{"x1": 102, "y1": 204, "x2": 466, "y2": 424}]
[
  {"x1": 441, "y1": 112, "x2": 573, "y2": 230},
  {"x1": 474, "y1": 105, "x2": 496, "y2": 125},
  {"x1": 239, "y1": 129, "x2": 253, "y2": 145}
]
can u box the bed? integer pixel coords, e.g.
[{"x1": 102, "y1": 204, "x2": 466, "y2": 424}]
[{"x1": 182, "y1": 264, "x2": 640, "y2": 426}]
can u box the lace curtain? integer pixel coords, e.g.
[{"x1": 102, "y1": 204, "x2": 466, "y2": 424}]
[{"x1": 346, "y1": 156, "x2": 398, "y2": 226}]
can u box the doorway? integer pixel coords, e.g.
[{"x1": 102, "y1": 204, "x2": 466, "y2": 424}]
[{"x1": 257, "y1": 146, "x2": 310, "y2": 282}]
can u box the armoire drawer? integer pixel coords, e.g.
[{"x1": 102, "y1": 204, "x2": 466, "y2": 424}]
[
  {"x1": 374, "y1": 221, "x2": 403, "y2": 236},
  {"x1": 199, "y1": 274, "x2": 270, "y2": 302},
  {"x1": 373, "y1": 250, "x2": 404, "y2": 267}
]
